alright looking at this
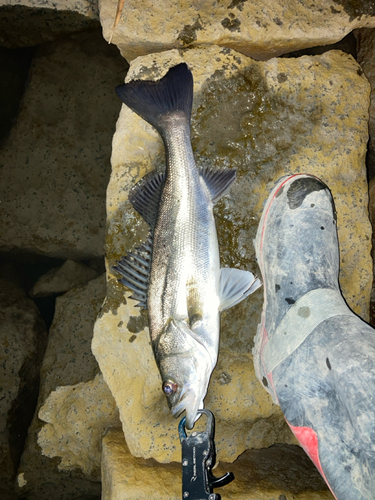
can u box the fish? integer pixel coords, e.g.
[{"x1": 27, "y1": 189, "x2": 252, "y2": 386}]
[{"x1": 114, "y1": 63, "x2": 261, "y2": 429}]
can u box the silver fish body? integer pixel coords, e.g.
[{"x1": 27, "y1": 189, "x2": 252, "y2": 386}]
[
  {"x1": 150, "y1": 112, "x2": 220, "y2": 425},
  {"x1": 114, "y1": 64, "x2": 261, "y2": 428}
]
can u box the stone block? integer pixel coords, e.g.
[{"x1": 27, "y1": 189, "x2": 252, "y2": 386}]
[
  {"x1": 0, "y1": 276, "x2": 47, "y2": 500},
  {"x1": 99, "y1": 0, "x2": 375, "y2": 62},
  {"x1": 0, "y1": 0, "x2": 99, "y2": 48},
  {"x1": 17, "y1": 274, "x2": 107, "y2": 500},
  {"x1": 101, "y1": 429, "x2": 333, "y2": 500},
  {"x1": 357, "y1": 28, "x2": 375, "y2": 153},
  {"x1": 30, "y1": 259, "x2": 100, "y2": 297},
  {"x1": 93, "y1": 46, "x2": 372, "y2": 464},
  {"x1": 94, "y1": 299, "x2": 293, "y2": 464},
  {"x1": 38, "y1": 373, "x2": 120, "y2": 481},
  {"x1": 355, "y1": 29, "x2": 375, "y2": 322},
  {"x1": 0, "y1": 29, "x2": 126, "y2": 260}
]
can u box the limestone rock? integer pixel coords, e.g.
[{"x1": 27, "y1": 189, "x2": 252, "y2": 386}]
[
  {"x1": 100, "y1": 0, "x2": 375, "y2": 62},
  {"x1": 0, "y1": 276, "x2": 47, "y2": 500},
  {"x1": 93, "y1": 46, "x2": 372, "y2": 464},
  {"x1": 17, "y1": 274, "x2": 106, "y2": 500},
  {"x1": 102, "y1": 429, "x2": 333, "y2": 500},
  {"x1": 356, "y1": 29, "x2": 375, "y2": 323},
  {"x1": 38, "y1": 373, "x2": 120, "y2": 481},
  {"x1": 369, "y1": 176, "x2": 375, "y2": 322},
  {"x1": 40, "y1": 273, "x2": 106, "y2": 398},
  {"x1": 94, "y1": 297, "x2": 295, "y2": 463},
  {"x1": 357, "y1": 29, "x2": 375, "y2": 153},
  {"x1": 0, "y1": 29, "x2": 126, "y2": 260},
  {"x1": 0, "y1": 0, "x2": 99, "y2": 48},
  {"x1": 0, "y1": 46, "x2": 33, "y2": 142},
  {"x1": 30, "y1": 259, "x2": 100, "y2": 297}
]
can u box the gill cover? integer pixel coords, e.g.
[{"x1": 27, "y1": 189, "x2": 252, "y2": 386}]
[{"x1": 155, "y1": 318, "x2": 213, "y2": 429}]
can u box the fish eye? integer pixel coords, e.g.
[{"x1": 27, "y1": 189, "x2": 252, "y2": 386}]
[{"x1": 162, "y1": 380, "x2": 178, "y2": 396}]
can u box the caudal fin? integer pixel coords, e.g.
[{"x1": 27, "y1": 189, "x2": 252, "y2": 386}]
[{"x1": 116, "y1": 63, "x2": 193, "y2": 134}]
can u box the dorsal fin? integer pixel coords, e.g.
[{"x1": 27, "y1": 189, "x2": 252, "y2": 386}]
[
  {"x1": 112, "y1": 233, "x2": 153, "y2": 309},
  {"x1": 129, "y1": 170, "x2": 165, "y2": 227},
  {"x1": 219, "y1": 267, "x2": 261, "y2": 312},
  {"x1": 200, "y1": 167, "x2": 236, "y2": 204}
]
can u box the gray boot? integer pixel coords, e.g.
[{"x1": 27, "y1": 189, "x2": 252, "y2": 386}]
[{"x1": 253, "y1": 174, "x2": 375, "y2": 500}]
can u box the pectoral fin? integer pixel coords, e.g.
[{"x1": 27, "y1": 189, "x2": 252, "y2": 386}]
[{"x1": 219, "y1": 268, "x2": 261, "y2": 312}]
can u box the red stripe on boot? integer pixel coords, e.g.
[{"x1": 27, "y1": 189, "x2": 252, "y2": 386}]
[{"x1": 287, "y1": 422, "x2": 337, "y2": 499}]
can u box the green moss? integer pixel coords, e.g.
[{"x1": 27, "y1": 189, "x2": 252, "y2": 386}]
[
  {"x1": 221, "y1": 17, "x2": 241, "y2": 32},
  {"x1": 332, "y1": 0, "x2": 375, "y2": 20},
  {"x1": 191, "y1": 66, "x2": 321, "y2": 272},
  {"x1": 177, "y1": 17, "x2": 203, "y2": 46},
  {"x1": 192, "y1": 66, "x2": 322, "y2": 176},
  {"x1": 127, "y1": 310, "x2": 149, "y2": 333},
  {"x1": 100, "y1": 277, "x2": 127, "y2": 316},
  {"x1": 106, "y1": 202, "x2": 149, "y2": 269},
  {"x1": 228, "y1": 0, "x2": 248, "y2": 11}
]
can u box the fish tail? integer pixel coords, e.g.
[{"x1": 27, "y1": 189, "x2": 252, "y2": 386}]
[{"x1": 115, "y1": 63, "x2": 193, "y2": 134}]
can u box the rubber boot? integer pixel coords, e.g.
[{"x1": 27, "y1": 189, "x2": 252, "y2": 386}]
[{"x1": 253, "y1": 173, "x2": 375, "y2": 500}]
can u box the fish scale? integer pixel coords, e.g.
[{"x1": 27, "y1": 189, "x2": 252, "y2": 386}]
[{"x1": 150, "y1": 117, "x2": 214, "y2": 334}]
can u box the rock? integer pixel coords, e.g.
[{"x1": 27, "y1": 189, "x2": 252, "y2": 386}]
[
  {"x1": 0, "y1": 29, "x2": 126, "y2": 260},
  {"x1": 102, "y1": 428, "x2": 333, "y2": 500},
  {"x1": 93, "y1": 46, "x2": 372, "y2": 464},
  {"x1": 40, "y1": 274, "x2": 106, "y2": 398},
  {"x1": 94, "y1": 299, "x2": 295, "y2": 464},
  {"x1": 100, "y1": 0, "x2": 375, "y2": 62},
  {"x1": 0, "y1": 46, "x2": 33, "y2": 142},
  {"x1": 38, "y1": 373, "x2": 120, "y2": 481},
  {"x1": 357, "y1": 29, "x2": 375, "y2": 154},
  {"x1": 369, "y1": 176, "x2": 375, "y2": 323},
  {"x1": 0, "y1": 275, "x2": 47, "y2": 500},
  {"x1": 357, "y1": 29, "x2": 375, "y2": 323},
  {"x1": 281, "y1": 31, "x2": 357, "y2": 59},
  {"x1": 30, "y1": 259, "x2": 100, "y2": 297},
  {"x1": 0, "y1": 0, "x2": 99, "y2": 48},
  {"x1": 17, "y1": 274, "x2": 106, "y2": 500}
]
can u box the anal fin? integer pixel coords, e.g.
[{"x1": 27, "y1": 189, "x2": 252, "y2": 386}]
[
  {"x1": 219, "y1": 268, "x2": 261, "y2": 312},
  {"x1": 112, "y1": 233, "x2": 153, "y2": 309}
]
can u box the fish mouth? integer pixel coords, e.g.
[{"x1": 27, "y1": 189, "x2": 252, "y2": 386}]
[{"x1": 171, "y1": 385, "x2": 203, "y2": 429}]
